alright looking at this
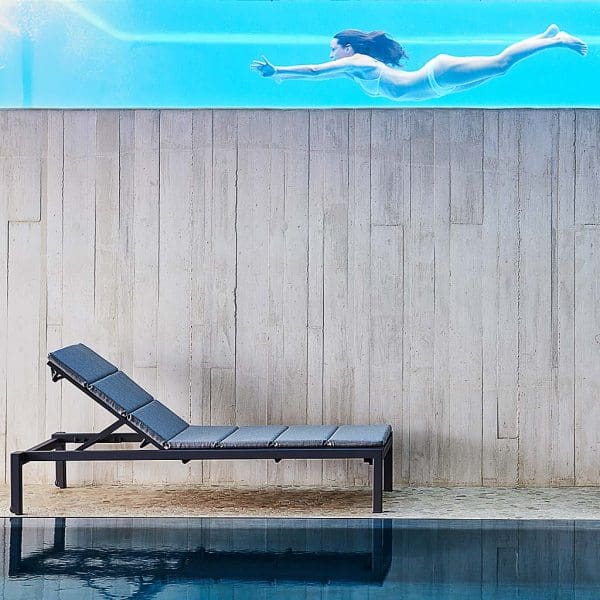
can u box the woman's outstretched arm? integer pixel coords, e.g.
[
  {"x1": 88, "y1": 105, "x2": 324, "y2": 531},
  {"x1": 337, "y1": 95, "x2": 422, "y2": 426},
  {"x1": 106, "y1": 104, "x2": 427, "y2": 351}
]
[{"x1": 251, "y1": 55, "x2": 362, "y2": 80}]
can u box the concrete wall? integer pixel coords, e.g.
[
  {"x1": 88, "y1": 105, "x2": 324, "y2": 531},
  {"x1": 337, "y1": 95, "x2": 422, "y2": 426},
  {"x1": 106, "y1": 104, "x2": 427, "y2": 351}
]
[{"x1": 1, "y1": 109, "x2": 599, "y2": 487}]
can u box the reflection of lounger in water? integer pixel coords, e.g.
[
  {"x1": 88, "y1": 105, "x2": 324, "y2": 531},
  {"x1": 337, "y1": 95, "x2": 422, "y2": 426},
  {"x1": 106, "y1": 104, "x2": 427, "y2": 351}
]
[{"x1": 251, "y1": 25, "x2": 587, "y2": 101}]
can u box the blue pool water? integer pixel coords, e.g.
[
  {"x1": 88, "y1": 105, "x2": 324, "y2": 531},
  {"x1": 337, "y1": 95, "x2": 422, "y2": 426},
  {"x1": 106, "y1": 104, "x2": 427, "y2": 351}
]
[
  {"x1": 0, "y1": 0, "x2": 598, "y2": 108},
  {"x1": 3, "y1": 517, "x2": 600, "y2": 599}
]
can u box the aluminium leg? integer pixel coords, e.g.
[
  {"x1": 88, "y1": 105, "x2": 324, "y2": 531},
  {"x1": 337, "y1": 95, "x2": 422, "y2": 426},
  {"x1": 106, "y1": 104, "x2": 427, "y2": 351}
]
[
  {"x1": 10, "y1": 452, "x2": 25, "y2": 515},
  {"x1": 383, "y1": 442, "x2": 393, "y2": 492},
  {"x1": 372, "y1": 456, "x2": 383, "y2": 513},
  {"x1": 55, "y1": 444, "x2": 67, "y2": 488}
]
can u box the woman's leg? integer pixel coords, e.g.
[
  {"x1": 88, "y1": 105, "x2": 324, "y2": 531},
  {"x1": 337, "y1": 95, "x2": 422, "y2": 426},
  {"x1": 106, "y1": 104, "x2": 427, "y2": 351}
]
[{"x1": 431, "y1": 25, "x2": 587, "y2": 89}]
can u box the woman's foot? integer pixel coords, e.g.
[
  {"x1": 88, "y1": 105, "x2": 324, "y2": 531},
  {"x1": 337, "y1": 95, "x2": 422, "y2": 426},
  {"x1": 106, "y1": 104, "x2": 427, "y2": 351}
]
[{"x1": 556, "y1": 30, "x2": 588, "y2": 55}]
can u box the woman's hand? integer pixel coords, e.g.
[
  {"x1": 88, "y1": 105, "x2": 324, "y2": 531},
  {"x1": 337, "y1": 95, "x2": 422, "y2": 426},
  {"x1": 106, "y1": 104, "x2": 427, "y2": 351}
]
[{"x1": 251, "y1": 55, "x2": 276, "y2": 77}]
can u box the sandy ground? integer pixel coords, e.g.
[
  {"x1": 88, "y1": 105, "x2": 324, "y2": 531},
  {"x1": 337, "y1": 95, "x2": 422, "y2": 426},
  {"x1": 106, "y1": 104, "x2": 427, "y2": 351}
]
[{"x1": 2, "y1": 484, "x2": 600, "y2": 519}]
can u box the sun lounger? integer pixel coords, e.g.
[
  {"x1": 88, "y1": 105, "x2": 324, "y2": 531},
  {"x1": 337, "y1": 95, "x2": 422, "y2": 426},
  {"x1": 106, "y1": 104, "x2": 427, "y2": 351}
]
[{"x1": 9, "y1": 344, "x2": 393, "y2": 514}]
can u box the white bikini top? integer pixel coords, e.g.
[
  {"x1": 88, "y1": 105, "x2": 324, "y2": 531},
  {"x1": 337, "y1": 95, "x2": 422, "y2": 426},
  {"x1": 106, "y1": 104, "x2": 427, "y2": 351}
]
[
  {"x1": 352, "y1": 61, "x2": 384, "y2": 97},
  {"x1": 353, "y1": 71, "x2": 382, "y2": 97}
]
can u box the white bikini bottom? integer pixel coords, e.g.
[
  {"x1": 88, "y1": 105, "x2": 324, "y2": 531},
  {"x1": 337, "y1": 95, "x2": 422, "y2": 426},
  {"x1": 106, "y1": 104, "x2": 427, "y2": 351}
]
[{"x1": 425, "y1": 62, "x2": 455, "y2": 98}]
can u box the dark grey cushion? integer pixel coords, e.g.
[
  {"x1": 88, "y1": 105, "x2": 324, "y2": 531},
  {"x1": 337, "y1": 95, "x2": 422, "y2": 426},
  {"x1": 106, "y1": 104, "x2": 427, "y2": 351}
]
[
  {"x1": 273, "y1": 425, "x2": 338, "y2": 447},
  {"x1": 128, "y1": 400, "x2": 188, "y2": 448},
  {"x1": 168, "y1": 426, "x2": 238, "y2": 449},
  {"x1": 219, "y1": 425, "x2": 288, "y2": 448},
  {"x1": 90, "y1": 371, "x2": 153, "y2": 416},
  {"x1": 48, "y1": 344, "x2": 118, "y2": 387},
  {"x1": 326, "y1": 425, "x2": 391, "y2": 447}
]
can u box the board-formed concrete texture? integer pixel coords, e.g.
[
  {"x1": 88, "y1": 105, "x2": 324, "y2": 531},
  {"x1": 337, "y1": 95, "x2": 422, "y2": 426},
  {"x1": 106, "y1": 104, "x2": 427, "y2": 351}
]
[{"x1": 0, "y1": 109, "x2": 599, "y2": 488}]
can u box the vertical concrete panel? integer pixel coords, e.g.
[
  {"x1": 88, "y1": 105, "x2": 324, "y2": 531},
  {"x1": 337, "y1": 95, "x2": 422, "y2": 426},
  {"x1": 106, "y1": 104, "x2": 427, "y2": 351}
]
[
  {"x1": 449, "y1": 110, "x2": 484, "y2": 225},
  {"x1": 189, "y1": 109, "x2": 211, "y2": 483},
  {"x1": 370, "y1": 224, "x2": 403, "y2": 481},
  {"x1": 481, "y1": 111, "x2": 519, "y2": 486},
  {"x1": 93, "y1": 110, "x2": 121, "y2": 484},
  {"x1": 370, "y1": 110, "x2": 409, "y2": 226},
  {"x1": 190, "y1": 110, "x2": 211, "y2": 441},
  {"x1": 1, "y1": 112, "x2": 48, "y2": 484},
  {"x1": 6, "y1": 223, "x2": 42, "y2": 478},
  {"x1": 94, "y1": 111, "x2": 119, "y2": 336},
  {"x1": 207, "y1": 111, "x2": 237, "y2": 370},
  {"x1": 117, "y1": 110, "x2": 135, "y2": 373},
  {"x1": 307, "y1": 110, "x2": 326, "y2": 484},
  {"x1": 0, "y1": 113, "x2": 9, "y2": 482},
  {"x1": 494, "y1": 112, "x2": 520, "y2": 443},
  {"x1": 209, "y1": 367, "x2": 235, "y2": 426},
  {"x1": 431, "y1": 110, "x2": 451, "y2": 485},
  {"x1": 127, "y1": 111, "x2": 161, "y2": 479},
  {"x1": 518, "y1": 111, "x2": 556, "y2": 484},
  {"x1": 61, "y1": 110, "x2": 97, "y2": 484},
  {"x1": 264, "y1": 112, "x2": 286, "y2": 431},
  {"x1": 157, "y1": 110, "x2": 193, "y2": 484},
  {"x1": 448, "y1": 223, "x2": 483, "y2": 484},
  {"x1": 575, "y1": 111, "x2": 600, "y2": 225},
  {"x1": 575, "y1": 227, "x2": 600, "y2": 484},
  {"x1": 321, "y1": 111, "x2": 352, "y2": 485},
  {"x1": 36, "y1": 111, "x2": 50, "y2": 485},
  {"x1": 46, "y1": 111, "x2": 64, "y2": 328},
  {"x1": 347, "y1": 110, "x2": 372, "y2": 487},
  {"x1": 235, "y1": 111, "x2": 272, "y2": 485},
  {"x1": 553, "y1": 111, "x2": 576, "y2": 484},
  {"x1": 268, "y1": 111, "x2": 311, "y2": 486},
  {"x1": 130, "y1": 109, "x2": 161, "y2": 484},
  {"x1": 133, "y1": 110, "x2": 160, "y2": 369},
  {"x1": 265, "y1": 110, "x2": 287, "y2": 482},
  {"x1": 117, "y1": 110, "x2": 136, "y2": 484},
  {"x1": 204, "y1": 111, "x2": 237, "y2": 485},
  {"x1": 280, "y1": 110, "x2": 310, "y2": 423},
  {"x1": 4, "y1": 111, "x2": 44, "y2": 222},
  {"x1": 407, "y1": 111, "x2": 436, "y2": 485},
  {"x1": 45, "y1": 324, "x2": 63, "y2": 444}
]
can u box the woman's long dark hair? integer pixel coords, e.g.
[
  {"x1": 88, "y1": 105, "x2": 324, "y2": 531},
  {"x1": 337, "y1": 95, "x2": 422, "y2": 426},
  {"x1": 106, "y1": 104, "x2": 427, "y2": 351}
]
[{"x1": 334, "y1": 29, "x2": 407, "y2": 66}]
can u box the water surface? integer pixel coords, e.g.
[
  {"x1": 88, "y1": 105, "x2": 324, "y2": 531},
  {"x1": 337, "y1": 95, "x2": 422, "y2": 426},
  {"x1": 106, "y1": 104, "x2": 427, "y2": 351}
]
[{"x1": 3, "y1": 517, "x2": 600, "y2": 598}]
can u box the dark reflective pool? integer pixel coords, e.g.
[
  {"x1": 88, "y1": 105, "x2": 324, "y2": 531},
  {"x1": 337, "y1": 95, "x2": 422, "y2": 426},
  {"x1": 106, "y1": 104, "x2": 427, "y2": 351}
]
[{"x1": 2, "y1": 518, "x2": 600, "y2": 598}]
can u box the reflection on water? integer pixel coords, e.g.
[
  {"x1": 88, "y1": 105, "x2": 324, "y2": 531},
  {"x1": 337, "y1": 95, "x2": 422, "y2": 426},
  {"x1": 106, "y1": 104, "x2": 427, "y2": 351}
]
[
  {"x1": 3, "y1": 517, "x2": 600, "y2": 599},
  {"x1": 6, "y1": 517, "x2": 392, "y2": 598}
]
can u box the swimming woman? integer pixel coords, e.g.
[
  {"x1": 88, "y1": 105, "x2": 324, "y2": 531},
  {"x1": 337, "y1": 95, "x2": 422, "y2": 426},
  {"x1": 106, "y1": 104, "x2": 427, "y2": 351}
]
[{"x1": 251, "y1": 25, "x2": 587, "y2": 101}]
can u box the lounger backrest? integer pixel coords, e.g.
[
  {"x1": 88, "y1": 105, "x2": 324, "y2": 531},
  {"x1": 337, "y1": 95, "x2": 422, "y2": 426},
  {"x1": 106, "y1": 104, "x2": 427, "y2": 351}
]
[
  {"x1": 128, "y1": 401, "x2": 188, "y2": 448},
  {"x1": 48, "y1": 344, "x2": 118, "y2": 387},
  {"x1": 48, "y1": 344, "x2": 189, "y2": 448},
  {"x1": 91, "y1": 371, "x2": 154, "y2": 416}
]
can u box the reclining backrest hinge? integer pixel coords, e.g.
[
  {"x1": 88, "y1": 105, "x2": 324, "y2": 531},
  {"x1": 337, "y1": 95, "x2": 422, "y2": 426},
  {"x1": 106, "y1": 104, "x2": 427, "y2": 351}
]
[{"x1": 50, "y1": 366, "x2": 64, "y2": 383}]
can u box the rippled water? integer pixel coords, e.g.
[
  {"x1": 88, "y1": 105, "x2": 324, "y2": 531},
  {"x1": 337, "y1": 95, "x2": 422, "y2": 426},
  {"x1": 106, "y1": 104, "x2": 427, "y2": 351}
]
[{"x1": 2, "y1": 517, "x2": 600, "y2": 599}]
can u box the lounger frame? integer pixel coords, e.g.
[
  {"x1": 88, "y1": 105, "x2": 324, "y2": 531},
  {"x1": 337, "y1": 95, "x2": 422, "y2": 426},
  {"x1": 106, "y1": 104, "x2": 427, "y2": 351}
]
[{"x1": 10, "y1": 361, "x2": 393, "y2": 515}]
